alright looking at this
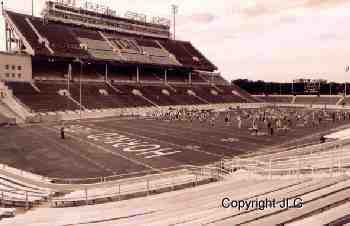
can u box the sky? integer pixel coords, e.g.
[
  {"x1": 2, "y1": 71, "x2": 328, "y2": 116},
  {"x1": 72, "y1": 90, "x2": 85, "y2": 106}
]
[{"x1": 1, "y1": 0, "x2": 350, "y2": 82}]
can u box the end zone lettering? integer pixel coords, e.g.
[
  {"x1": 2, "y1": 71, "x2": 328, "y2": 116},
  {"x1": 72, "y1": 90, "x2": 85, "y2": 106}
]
[{"x1": 87, "y1": 133, "x2": 181, "y2": 159}]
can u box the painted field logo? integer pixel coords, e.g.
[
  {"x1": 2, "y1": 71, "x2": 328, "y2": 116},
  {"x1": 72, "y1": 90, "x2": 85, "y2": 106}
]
[{"x1": 87, "y1": 132, "x2": 181, "y2": 159}]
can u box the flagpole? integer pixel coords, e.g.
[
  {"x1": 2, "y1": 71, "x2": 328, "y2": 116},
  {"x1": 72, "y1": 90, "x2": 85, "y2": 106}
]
[{"x1": 171, "y1": 4, "x2": 178, "y2": 40}]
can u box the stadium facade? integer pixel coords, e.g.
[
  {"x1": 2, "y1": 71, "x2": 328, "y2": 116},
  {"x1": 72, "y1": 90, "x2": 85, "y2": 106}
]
[{"x1": 0, "y1": 1, "x2": 255, "y2": 123}]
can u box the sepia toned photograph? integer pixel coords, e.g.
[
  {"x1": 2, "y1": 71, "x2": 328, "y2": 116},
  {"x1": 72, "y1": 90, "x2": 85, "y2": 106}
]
[{"x1": 0, "y1": 0, "x2": 349, "y2": 225}]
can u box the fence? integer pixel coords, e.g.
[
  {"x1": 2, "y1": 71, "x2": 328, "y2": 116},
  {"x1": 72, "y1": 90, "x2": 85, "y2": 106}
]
[
  {"x1": 0, "y1": 163, "x2": 227, "y2": 208},
  {"x1": 50, "y1": 165, "x2": 226, "y2": 207},
  {"x1": 222, "y1": 138, "x2": 350, "y2": 179}
]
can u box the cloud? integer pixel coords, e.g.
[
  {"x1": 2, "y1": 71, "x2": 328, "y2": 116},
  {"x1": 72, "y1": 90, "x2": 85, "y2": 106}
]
[
  {"x1": 188, "y1": 12, "x2": 216, "y2": 24},
  {"x1": 305, "y1": 0, "x2": 350, "y2": 8},
  {"x1": 241, "y1": 3, "x2": 274, "y2": 17},
  {"x1": 319, "y1": 32, "x2": 339, "y2": 41},
  {"x1": 279, "y1": 15, "x2": 297, "y2": 24}
]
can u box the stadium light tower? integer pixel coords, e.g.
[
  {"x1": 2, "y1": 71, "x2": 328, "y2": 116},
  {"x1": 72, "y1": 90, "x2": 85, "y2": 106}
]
[
  {"x1": 32, "y1": 0, "x2": 34, "y2": 16},
  {"x1": 171, "y1": 4, "x2": 178, "y2": 40}
]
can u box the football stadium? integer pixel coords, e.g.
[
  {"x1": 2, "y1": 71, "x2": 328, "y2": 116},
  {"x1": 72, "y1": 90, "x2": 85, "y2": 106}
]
[{"x1": 0, "y1": 1, "x2": 350, "y2": 225}]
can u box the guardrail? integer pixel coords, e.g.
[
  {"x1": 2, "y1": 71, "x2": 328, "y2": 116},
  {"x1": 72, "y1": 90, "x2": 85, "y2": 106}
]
[
  {"x1": 0, "y1": 164, "x2": 51, "y2": 183},
  {"x1": 50, "y1": 165, "x2": 225, "y2": 207},
  {"x1": 0, "y1": 164, "x2": 227, "y2": 208},
  {"x1": 222, "y1": 138, "x2": 350, "y2": 179},
  {"x1": 0, "y1": 188, "x2": 51, "y2": 209}
]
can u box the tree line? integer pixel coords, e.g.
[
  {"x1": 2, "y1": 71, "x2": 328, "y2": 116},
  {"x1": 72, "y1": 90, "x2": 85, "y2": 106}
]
[{"x1": 232, "y1": 79, "x2": 349, "y2": 95}]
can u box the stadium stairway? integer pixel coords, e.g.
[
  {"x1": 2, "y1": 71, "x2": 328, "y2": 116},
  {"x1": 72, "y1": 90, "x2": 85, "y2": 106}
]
[
  {"x1": 292, "y1": 95, "x2": 296, "y2": 104},
  {"x1": 0, "y1": 103, "x2": 16, "y2": 126},
  {"x1": 0, "y1": 82, "x2": 32, "y2": 123},
  {"x1": 337, "y1": 96, "x2": 346, "y2": 105}
]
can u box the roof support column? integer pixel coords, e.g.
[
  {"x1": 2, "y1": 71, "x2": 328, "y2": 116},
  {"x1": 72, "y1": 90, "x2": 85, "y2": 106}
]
[
  {"x1": 5, "y1": 22, "x2": 9, "y2": 52},
  {"x1": 188, "y1": 71, "x2": 192, "y2": 85},
  {"x1": 105, "y1": 63, "x2": 108, "y2": 81},
  {"x1": 8, "y1": 27, "x2": 12, "y2": 52},
  {"x1": 164, "y1": 69, "x2": 168, "y2": 84},
  {"x1": 136, "y1": 66, "x2": 140, "y2": 83}
]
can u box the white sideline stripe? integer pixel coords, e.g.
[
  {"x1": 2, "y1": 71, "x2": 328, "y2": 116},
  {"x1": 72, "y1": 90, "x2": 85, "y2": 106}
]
[{"x1": 42, "y1": 126, "x2": 161, "y2": 173}]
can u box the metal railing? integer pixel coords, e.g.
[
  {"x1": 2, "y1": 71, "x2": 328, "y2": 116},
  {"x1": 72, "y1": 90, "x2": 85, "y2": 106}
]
[
  {"x1": 49, "y1": 165, "x2": 225, "y2": 207},
  {"x1": 222, "y1": 139, "x2": 350, "y2": 179}
]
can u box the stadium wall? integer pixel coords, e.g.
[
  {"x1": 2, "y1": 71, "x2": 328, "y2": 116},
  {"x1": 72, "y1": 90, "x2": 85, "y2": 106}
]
[{"x1": 0, "y1": 52, "x2": 32, "y2": 82}]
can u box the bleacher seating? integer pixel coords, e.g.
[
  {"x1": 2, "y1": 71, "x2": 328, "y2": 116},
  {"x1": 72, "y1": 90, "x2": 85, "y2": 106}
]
[
  {"x1": 287, "y1": 201, "x2": 350, "y2": 226},
  {"x1": 29, "y1": 18, "x2": 90, "y2": 58},
  {"x1": 339, "y1": 96, "x2": 350, "y2": 106},
  {"x1": 6, "y1": 11, "x2": 51, "y2": 56},
  {"x1": 3, "y1": 174, "x2": 349, "y2": 226},
  {"x1": 52, "y1": 172, "x2": 211, "y2": 207},
  {"x1": 217, "y1": 85, "x2": 249, "y2": 103},
  {"x1": 294, "y1": 96, "x2": 340, "y2": 105},
  {"x1": 5, "y1": 81, "x2": 77, "y2": 113},
  {"x1": 294, "y1": 96, "x2": 317, "y2": 105},
  {"x1": 0, "y1": 208, "x2": 16, "y2": 218},
  {"x1": 209, "y1": 176, "x2": 350, "y2": 226},
  {"x1": 0, "y1": 175, "x2": 51, "y2": 208},
  {"x1": 4, "y1": 8, "x2": 253, "y2": 113},
  {"x1": 259, "y1": 95, "x2": 293, "y2": 103},
  {"x1": 71, "y1": 27, "x2": 104, "y2": 41},
  {"x1": 0, "y1": 113, "x2": 10, "y2": 127},
  {"x1": 6, "y1": 80, "x2": 250, "y2": 112},
  {"x1": 137, "y1": 85, "x2": 178, "y2": 106},
  {"x1": 158, "y1": 39, "x2": 217, "y2": 71}
]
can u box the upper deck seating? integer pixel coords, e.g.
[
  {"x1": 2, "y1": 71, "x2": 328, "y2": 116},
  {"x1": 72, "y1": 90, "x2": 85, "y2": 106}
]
[
  {"x1": 29, "y1": 19, "x2": 90, "y2": 59},
  {"x1": 71, "y1": 27, "x2": 104, "y2": 41},
  {"x1": 6, "y1": 10, "x2": 217, "y2": 72},
  {"x1": 6, "y1": 11, "x2": 51, "y2": 55},
  {"x1": 158, "y1": 40, "x2": 217, "y2": 71}
]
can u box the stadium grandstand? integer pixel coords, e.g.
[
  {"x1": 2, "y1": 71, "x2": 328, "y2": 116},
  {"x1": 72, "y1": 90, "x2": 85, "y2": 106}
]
[
  {"x1": 1, "y1": 1, "x2": 350, "y2": 226},
  {"x1": 0, "y1": 0, "x2": 248, "y2": 124}
]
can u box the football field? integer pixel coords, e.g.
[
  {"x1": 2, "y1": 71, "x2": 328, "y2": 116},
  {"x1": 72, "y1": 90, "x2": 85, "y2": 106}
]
[{"x1": 0, "y1": 111, "x2": 348, "y2": 179}]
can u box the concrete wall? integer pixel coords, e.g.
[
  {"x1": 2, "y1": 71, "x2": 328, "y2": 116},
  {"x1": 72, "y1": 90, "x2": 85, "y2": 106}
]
[{"x1": 0, "y1": 52, "x2": 32, "y2": 82}]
